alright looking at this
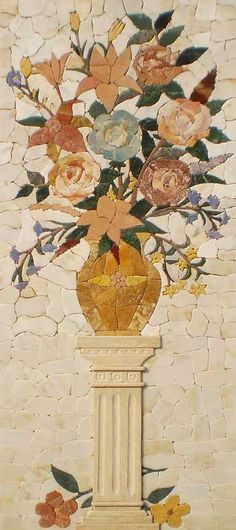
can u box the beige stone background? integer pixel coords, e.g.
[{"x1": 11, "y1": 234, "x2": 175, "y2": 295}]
[{"x1": 0, "y1": 0, "x2": 236, "y2": 529}]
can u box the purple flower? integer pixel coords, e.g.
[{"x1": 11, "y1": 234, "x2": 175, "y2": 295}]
[
  {"x1": 27, "y1": 265, "x2": 41, "y2": 276},
  {"x1": 186, "y1": 212, "x2": 198, "y2": 224},
  {"x1": 188, "y1": 190, "x2": 202, "y2": 205},
  {"x1": 6, "y1": 69, "x2": 22, "y2": 87},
  {"x1": 208, "y1": 230, "x2": 223, "y2": 240},
  {"x1": 41, "y1": 243, "x2": 57, "y2": 253},
  {"x1": 221, "y1": 212, "x2": 230, "y2": 226},
  {"x1": 10, "y1": 247, "x2": 21, "y2": 264},
  {"x1": 34, "y1": 221, "x2": 44, "y2": 236},
  {"x1": 15, "y1": 281, "x2": 28, "y2": 291},
  {"x1": 208, "y1": 195, "x2": 220, "y2": 209}
]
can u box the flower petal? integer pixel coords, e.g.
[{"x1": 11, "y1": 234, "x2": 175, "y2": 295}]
[
  {"x1": 97, "y1": 195, "x2": 116, "y2": 220},
  {"x1": 59, "y1": 52, "x2": 71, "y2": 83},
  {"x1": 36, "y1": 503, "x2": 55, "y2": 528},
  {"x1": 51, "y1": 53, "x2": 60, "y2": 84},
  {"x1": 55, "y1": 102, "x2": 73, "y2": 127},
  {"x1": 28, "y1": 127, "x2": 53, "y2": 147},
  {"x1": 174, "y1": 503, "x2": 191, "y2": 517},
  {"x1": 106, "y1": 43, "x2": 117, "y2": 66},
  {"x1": 115, "y1": 75, "x2": 142, "y2": 93},
  {"x1": 60, "y1": 500, "x2": 78, "y2": 516},
  {"x1": 35, "y1": 503, "x2": 54, "y2": 516},
  {"x1": 87, "y1": 218, "x2": 110, "y2": 240},
  {"x1": 166, "y1": 495, "x2": 180, "y2": 511},
  {"x1": 107, "y1": 225, "x2": 121, "y2": 246},
  {"x1": 90, "y1": 46, "x2": 110, "y2": 83},
  {"x1": 34, "y1": 62, "x2": 55, "y2": 85},
  {"x1": 55, "y1": 125, "x2": 86, "y2": 152},
  {"x1": 111, "y1": 47, "x2": 131, "y2": 82},
  {"x1": 150, "y1": 504, "x2": 168, "y2": 524},
  {"x1": 168, "y1": 514, "x2": 182, "y2": 528},
  {"x1": 115, "y1": 200, "x2": 131, "y2": 214},
  {"x1": 78, "y1": 210, "x2": 98, "y2": 226},
  {"x1": 55, "y1": 511, "x2": 70, "y2": 528},
  {"x1": 96, "y1": 82, "x2": 118, "y2": 112},
  {"x1": 46, "y1": 491, "x2": 64, "y2": 508},
  {"x1": 76, "y1": 76, "x2": 99, "y2": 97},
  {"x1": 113, "y1": 213, "x2": 142, "y2": 229}
]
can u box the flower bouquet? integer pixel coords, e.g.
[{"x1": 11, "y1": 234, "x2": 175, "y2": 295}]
[{"x1": 8, "y1": 9, "x2": 231, "y2": 335}]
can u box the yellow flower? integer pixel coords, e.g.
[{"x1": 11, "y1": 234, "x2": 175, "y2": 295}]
[
  {"x1": 177, "y1": 259, "x2": 188, "y2": 271},
  {"x1": 20, "y1": 57, "x2": 32, "y2": 78},
  {"x1": 186, "y1": 247, "x2": 198, "y2": 261},
  {"x1": 108, "y1": 19, "x2": 125, "y2": 42},
  {"x1": 151, "y1": 252, "x2": 163, "y2": 264},
  {"x1": 107, "y1": 186, "x2": 116, "y2": 201},
  {"x1": 16, "y1": 92, "x2": 24, "y2": 99},
  {"x1": 163, "y1": 280, "x2": 186, "y2": 298},
  {"x1": 189, "y1": 283, "x2": 207, "y2": 297},
  {"x1": 151, "y1": 495, "x2": 190, "y2": 528},
  {"x1": 70, "y1": 12, "x2": 81, "y2": 32},
  {"x1": 176, "y1": 280, "x2": 186, "y2": 292}
]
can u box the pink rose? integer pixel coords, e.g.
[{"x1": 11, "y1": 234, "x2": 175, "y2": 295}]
[
  {"x1": 134, "y1": 45, "x2": 183, "y2": 86},
  {"x1": 140, "y1": 158, "x2": 191, "y2": 206}
]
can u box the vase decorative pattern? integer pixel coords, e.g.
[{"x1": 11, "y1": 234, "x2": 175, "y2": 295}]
[{"x1": 77, "y1": 240, "x2": 161, "y2": 335}]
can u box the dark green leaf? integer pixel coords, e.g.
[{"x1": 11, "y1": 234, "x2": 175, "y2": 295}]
[
  {"x1": 121, "y1": 229, "x2": 141, "y2": 253},
  {"x1": 206, "y1": 100, "x2": 226, "y2": 116},
  {"x1": 191, "y1": 173, "x2": 225, "y2": 186},
  {"x1": 140, "y1": 118, "x2": 158, "y2": 131},
  {"x1": 128, "y1": 13, "x2": 153, "y2": 30},
  {"x1": 154, "y1": 10, "x2": 174, "y2": 35},
  {"x1": 147, "y1": 486, "x2": 175, "y2": 504},
  {"x1": 130, "y1": 157, "x2": 143, "y2": 177},
  {"x1": 116, "y1": 88, "x2": 140, "y2": 105},
  {"x1": 130, "y1": 199, "x2": 152, "y2": 217},
  {"x1": 76, "y1": 196, "x2": 98, "y2": 210},
  {"x1": 137, "y1": 85, "x2": 163, "y2": 107},
  {"x1": 160, "y1": 25, "x2": 184, "y2": 46},
  {"x1": 94, "y1": 182, "x2": 111, "y2": 197},
  {"x1": 36, "y1": 187, "x2": 49, "y2": 203},
  {"x1": 157, "y1": 147, "x2": 185, "y2": 159},
  {"x1": 188, "y1": 140, "x2": 209, "y2": 161},
  {"x1": 16, "y1": 184, "x2": 34, "y2": 198},
  {"x1": 207, "y1": 127, "x2": 230, "y2": 144},
  {"x1": 128, "y1": 29, "x2": 154, "y2": 46},
  {"x1": 66, "y1": 226, "x2": 88, "y2": 241},
  {"x1": 164, "y1": 81, "x2": 185, "y2": 100},
  {"x1": 27, "y1": 170, "x2": 45, "y2": 186},
  {"x1": 51, "y1": 465, "x2": 79, "y2": 493},
  {"x1": 142, "y1": 466, "x2": 167, "y2": 476},
  {"x1": 81, "y1": 496, "x2": 93, "y2": 509},
  {"x1": 176, "y1": 47, "x2": 207, "y2": 66},
  {"x1": 98, "y1": 235, "x2": 113, "y2": 256},
  {"x1": 89, "y1": 101, "x2": 106, "y2": 119},
  {"x1": 142, "y1": 220, "x2": 166, "y2": 234},
  {"x1": 17, "y1": 116, "x2": 47, "y2": 127},
  {"x1": 142, "y1": 130, "x2": 155, "y2": 159}
]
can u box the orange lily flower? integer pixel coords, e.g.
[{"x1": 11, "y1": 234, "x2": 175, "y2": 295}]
[
  {"x1": 34, "y1": 52, "x2": 71, "y2": 87},
  {"x1": 76, "y1": 44, "x2": 142, "y2": 112},
  {"x1": 78, "y1": 196, "x2": 142, "y2": 246}
]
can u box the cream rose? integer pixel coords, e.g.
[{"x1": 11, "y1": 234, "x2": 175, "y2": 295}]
[
  {"x1": 48, "y1": 153, "x2": 100, "y2": 204},
  {"x1": 134, "y1": 44, "x2": 183, "y2": 86},
  {"x1": 157, "y1": 98, "x2": 211, "y2": 147}
]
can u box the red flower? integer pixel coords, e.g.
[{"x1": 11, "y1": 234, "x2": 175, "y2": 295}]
[
  {"x1": 35, "y1": 491, "x2": 78, "y2": 528},
  {"x1": 28, "y1": 102, "x2": 86, "y2": 153}
]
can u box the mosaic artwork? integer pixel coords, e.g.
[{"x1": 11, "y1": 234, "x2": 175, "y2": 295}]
[{"x1": 1, "y1": 0, "x2": 236, "y2": 529}]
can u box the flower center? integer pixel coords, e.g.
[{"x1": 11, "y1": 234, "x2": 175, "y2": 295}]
[{"x1": 104, "y1": 124, "x2": 128, "y2": 147}]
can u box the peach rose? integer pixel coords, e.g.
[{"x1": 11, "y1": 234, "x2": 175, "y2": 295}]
[
  {"x1": 134, "y1": 45, "x2": 183, "y2": 86},
  {"x1": 48, "y1": 153, "x2": 100, "y2": 204},
  {"x1": 157, "y1": 98, "x2": 211, "y2": 147},
  {"x1": 140, "y1": 158, "x2": 191, "y2": 206}
]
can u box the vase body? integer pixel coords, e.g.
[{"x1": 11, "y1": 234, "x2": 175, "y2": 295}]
[{"x1": 76, "y1": 240, "x2": 161, "y2": 335}]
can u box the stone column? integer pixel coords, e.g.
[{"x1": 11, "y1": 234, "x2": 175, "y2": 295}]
[{"x1": 76, "y1": 336, "x2": 161, "y2": 530}]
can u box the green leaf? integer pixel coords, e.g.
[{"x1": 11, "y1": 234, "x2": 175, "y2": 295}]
[
  {"x1": 66, "y1": 226, "x2": 88, "y2": 241},
  {"x1": 207, "y1": 127, "x2": 230, "y2": 144},
  {"x1": 142, "y1": 220, "x2": 166, "y2": 234},
  {"x1": 176, "y1": 47, "x2": 207, "y2": 66},
  {"x1": 116, "y1": 88, "x2": 140, "y2": 105},
  {"x1": 76, "y1": 196, "x2": 98, "y2": 210},
  {"x1": 140, "y1": 118, "x2": 158, "y2": 131},
  {"x1": 51, "y1": 465, "x2": 79, "y2": 493},
  {"x1": 206, "y1": 99, "x2": 226, "y2": 116},
  {"x1": 121, "y1": 229, "x2": 141, "y2": 253},
  {"x1": 130, "y1": 199, "x2": 152, "y2": 217},
  {"x1": 147, "y1": 486, "x2": 175, "y2": 504},
  {"x1": 128, "y1": 29, "x2": 154, "y2": 46},
  {"x1": 98, "y1": 235, "x2": 113, "y2": 256},
  {"x1": 128, "y1": 13, "x2": 153, "y2": 30},
  {"x1": 89, "y1": 101, "x2": 106, "y2": 119},
  {"x1": 154, "y1": 10, "x2": 174, "y2": 35},
  {"x1": 94, "y1": 182, "x2": 111, "y2": 197},
  {"x1": 16, "y1": 184, "x2": 34, "y2": 198},
  {"x1": 17, "y1": 116, "x2": 47, "y2": 127},
  {"x1": 158, "y1": 147, "x2": 185, "y2": 159},
  {"x1": 191, "y1": 173, "x2": 225, "y2": 186},
  {"x1": 163, "y1": 81, "x2": 185, "y2": 100},
  {"x1": 137, "y1": 85, "x2": 163, "y2": 107},
  {"x1": 27, "y1": 170, "x2": 45, "y2": 186},
  {"x1": 130, "y1": 157, "x2": 143, "y2": 177},
  {"x1": 160, "y1": 25, "x2": 184, "y2": 46},
  {"x1": 36, "y1": 187, "x2": 49, "y2": 203},
  {"x1": 142, "y1": 130, "x2": 155, "y2": 159},
  {"x1": 188, "y1": 140, "x2": 209, "y2": 161},
  {"x1": 81, "y1": 497, "x2": 93, "y2": 509}
]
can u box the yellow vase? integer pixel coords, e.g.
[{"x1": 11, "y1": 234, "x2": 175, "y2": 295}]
[{"x1": 77, "y1": 238, "x2": 161, "y2": 336}]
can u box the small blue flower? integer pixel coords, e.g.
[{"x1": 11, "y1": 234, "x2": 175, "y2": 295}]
[
  {"x1": 34, "y1": 221, "x2": 44, "y2": 236},
  {"x1": 188, "y1": 190, "x2": 202, "y2": 205},
  {"x1": 27, "y1": 265, "x2": 41, "y2": 276},
  {"x1": 6, "y1": 69, "x2": 22, "y2": 87},
  {"x1": 15, "y1": 281, "x2": 28, "y2": 291},
  {"x1": 208, "y1": 195, "x2": 220, "y2": 209},
  {"x1": 186, "y1": 212, "x2": 198, "y2": 224},
  {"x1": 10, "y1": 247, "x2": 21, "y2": 264},
  {"x1": 221, "y1": 212, "x2": 230, "y2": 226},
  {"x1": 208, "y1": 230, "x2": 223, "y2": 240},
  {"x1": 41, "y1": 243, "x2": 57, "y2": 253}
]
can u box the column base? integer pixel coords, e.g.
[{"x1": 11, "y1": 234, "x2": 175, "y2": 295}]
[{"x1": 77, "y1": 510, "x2": 159, "y2": 529}]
